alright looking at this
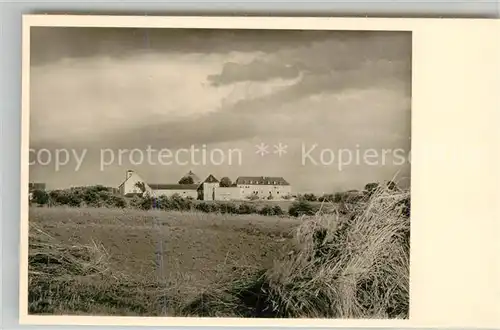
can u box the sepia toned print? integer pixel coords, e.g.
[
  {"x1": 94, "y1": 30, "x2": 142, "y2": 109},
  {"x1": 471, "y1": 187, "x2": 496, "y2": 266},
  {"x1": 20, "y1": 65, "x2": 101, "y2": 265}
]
[{"x1": 26, "y1": 23, "x2": 412, "y2": 319}]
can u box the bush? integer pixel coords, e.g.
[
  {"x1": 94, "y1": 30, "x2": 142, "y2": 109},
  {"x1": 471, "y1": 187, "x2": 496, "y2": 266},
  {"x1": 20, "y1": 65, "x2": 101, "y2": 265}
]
[
  {"x1": 82, "y1": 190, "x2": 100, "y2": 206},
  {"x1": 273, "y1": 205, "x2": 285, "y2": 216},
  {"x1": 217, "y1": 202, "x2": 239, "y2": 214},
  {"x1": 48, "y1": 190, "x2": 71, "y2": 206},
  {"x1": 219, "y1": 177, "x2": 232, "y2": 187},
  {"x1": 31, "y1": 189, "x2": 49, "y2": 205},
  {"x1": 302, "y1": 193, "x2": 318, "y2": 202},
  {"x1": 333, "y1": 190, "x2": 366, "y2": 204},
  {"x1": 107, "y1": 195, "x2": 127, "y2": 208},
  {"x1": 138, "y1": 195, "x2": 155, "y2": 210},
  {"x1": 318, "y1": 194, "x2": 334, "y2": 203},
  {"x1": 195, "y1": 202, "x2": 220, "y2": 213},
  {"x1": 66, "y1": 193, "x2": 82, "y2": 207},
  {"x1": 238, "y1": 203, "x2": 258, "y2": 215},
  {"x1": 126, "y1": 194, "x2": 157, "y2": 210},
  {"x1": 136, "y1": 194, "x2": 194, "y2": 211},
  {"x1": 168, "y1": 194, "x2": 194, "y2": 211},
  {"x1": 288, "y1": 201, "x2": 317, "y2": 217},
  {"x1": 41, "y1": 186, "x2": 202, "y2": 210},
  {"x1": 129, "y1": 195, "x2": 143, "y2": 209},
  {"x1": 44, "y1": 186, "x2": 126, "y2": 208},
  {"x1": 259, "y1": 205, "x2": 284, "y2": 216},
  {"x1": 155, "y1": 195, "x2": 170, "y2": 210}
]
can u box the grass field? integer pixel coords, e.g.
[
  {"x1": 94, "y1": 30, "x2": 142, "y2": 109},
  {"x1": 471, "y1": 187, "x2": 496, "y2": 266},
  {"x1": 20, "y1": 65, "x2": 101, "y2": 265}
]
[
  {"x1": 29, "y1": 207, "x2": 300, "y2": 315},
  {"x1": 28, "y1": 187, "x2": 410, "y2": 318}
]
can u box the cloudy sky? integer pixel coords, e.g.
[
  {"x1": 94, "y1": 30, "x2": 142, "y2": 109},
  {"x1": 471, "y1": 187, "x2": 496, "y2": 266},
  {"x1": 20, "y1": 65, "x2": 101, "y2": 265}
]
[{"x1": 29, "y1": 27, "x2": 411, "y2": 193}]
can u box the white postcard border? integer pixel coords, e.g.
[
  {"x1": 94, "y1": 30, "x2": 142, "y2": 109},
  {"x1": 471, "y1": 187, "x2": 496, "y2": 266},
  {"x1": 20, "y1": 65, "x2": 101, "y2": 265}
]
[{"x1": 19, "y1": 15, "x2": 500, "y2": 328}]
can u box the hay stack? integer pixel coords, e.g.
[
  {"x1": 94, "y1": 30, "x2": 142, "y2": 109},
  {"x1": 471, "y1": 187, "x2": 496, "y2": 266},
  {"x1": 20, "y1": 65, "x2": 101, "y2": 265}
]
[{"x1": 264, "y1": 186, "x2": 410, "y2": 318}]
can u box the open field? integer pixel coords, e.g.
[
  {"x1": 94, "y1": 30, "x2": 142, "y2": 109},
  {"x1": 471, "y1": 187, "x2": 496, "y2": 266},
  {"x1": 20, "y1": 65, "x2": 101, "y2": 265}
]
[
  {"x1": 29, "y1": 207, "x2": 301, "y2": 315},
  {"x1": 28, "y1": 187, "x2": 410, "y2": 318}
]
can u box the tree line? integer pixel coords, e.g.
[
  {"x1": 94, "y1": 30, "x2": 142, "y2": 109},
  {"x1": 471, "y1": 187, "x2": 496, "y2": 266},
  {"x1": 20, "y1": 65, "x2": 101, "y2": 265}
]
[{"x1": 29, "y1": 181, "x2": 400, "y2": 218}]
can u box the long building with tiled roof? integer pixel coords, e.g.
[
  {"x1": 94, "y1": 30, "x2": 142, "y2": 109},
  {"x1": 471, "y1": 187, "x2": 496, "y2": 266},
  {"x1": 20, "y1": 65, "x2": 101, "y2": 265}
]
[{"x1": 235, "y1": 176, "x2": 289, "y2": 186}]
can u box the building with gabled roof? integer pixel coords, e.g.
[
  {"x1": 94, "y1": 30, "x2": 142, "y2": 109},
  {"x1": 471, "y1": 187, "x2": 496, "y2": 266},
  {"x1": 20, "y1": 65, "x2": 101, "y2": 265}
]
[
  {"x1": 235, "y1": 176, "x2": 289, "y2": 186},
  {"x1": 198, "y1": 174, "x2": 223, "y2": 201},
  {"x1": 118, "y1": 170, "x2": 198, "y2": 199},
  {"x1": 235, "y1": 176, "x2": 291, "y2": 200},
  {"x1": 203, "y1": 174, "x2": 219, "y2": 184}
]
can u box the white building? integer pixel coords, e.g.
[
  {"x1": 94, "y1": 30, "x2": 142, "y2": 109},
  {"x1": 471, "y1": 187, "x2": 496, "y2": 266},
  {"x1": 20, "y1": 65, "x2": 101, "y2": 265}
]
[
  {"x1": 235, "y1": 176, "x2": 292, "y2": 200},
  {"x1": 118, "y1": 170, "x2": 292, "y2": 201},
  {"x1": 118, "y1": 170, "x2": 198, "y2": 199}
]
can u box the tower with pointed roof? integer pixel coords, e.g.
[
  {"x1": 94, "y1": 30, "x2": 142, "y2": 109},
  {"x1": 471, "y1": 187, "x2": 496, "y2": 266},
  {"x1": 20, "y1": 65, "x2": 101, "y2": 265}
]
[
  {"x1": 199, "y1": 174, "x2": 220, "y2": 201},
  {"x1": 178, "y1": 170, "x2": 201, "y2": 185}
]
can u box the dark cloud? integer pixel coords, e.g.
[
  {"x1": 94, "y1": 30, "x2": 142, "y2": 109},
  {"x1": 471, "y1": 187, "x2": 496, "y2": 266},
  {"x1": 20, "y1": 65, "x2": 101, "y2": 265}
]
[
  {"x1": 31, "y1": 27, "x2": 338, "y2": 66},
  {"x1": 211, "y1": 59, "x2": 411, "y2": 118},
  {"x1": 206, "y1": 31, "x2": 411, "y2": 86},
  {"x1": 31, "y1": 27, "x2": 410, "y2": 67}
]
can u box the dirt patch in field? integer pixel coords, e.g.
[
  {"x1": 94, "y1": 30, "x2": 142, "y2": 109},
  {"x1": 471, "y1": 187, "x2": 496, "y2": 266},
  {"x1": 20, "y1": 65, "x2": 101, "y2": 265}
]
[{"x1": 29, "y1": 207, "x2": 300, "y2": 304}]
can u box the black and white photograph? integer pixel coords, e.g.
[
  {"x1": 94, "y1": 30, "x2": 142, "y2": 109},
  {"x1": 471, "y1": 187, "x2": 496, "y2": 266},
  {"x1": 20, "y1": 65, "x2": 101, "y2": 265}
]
[{"x1": 26, "y1": 19, "x2": 412, "y2": 320}]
